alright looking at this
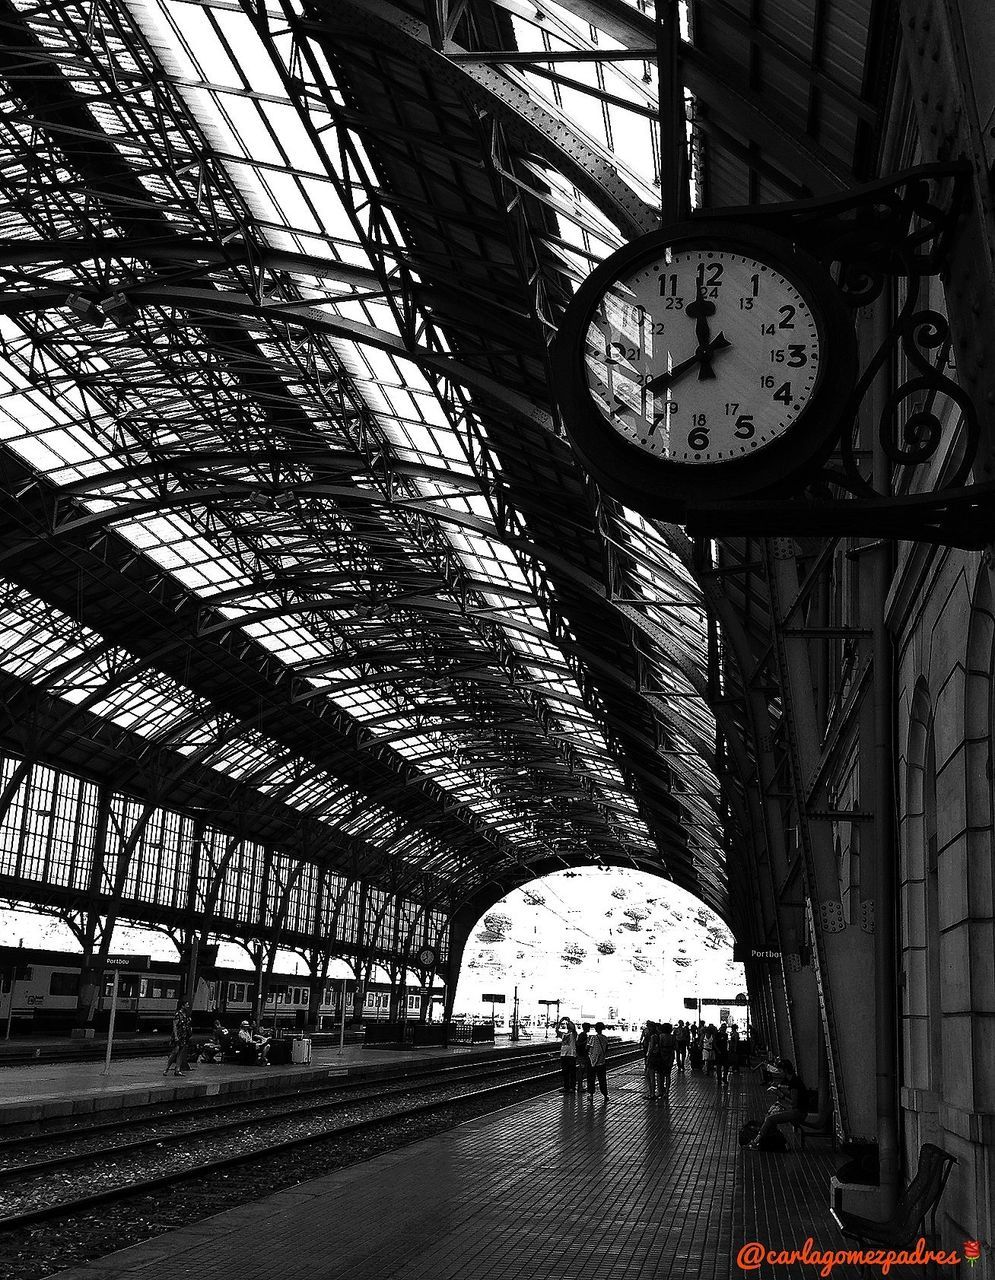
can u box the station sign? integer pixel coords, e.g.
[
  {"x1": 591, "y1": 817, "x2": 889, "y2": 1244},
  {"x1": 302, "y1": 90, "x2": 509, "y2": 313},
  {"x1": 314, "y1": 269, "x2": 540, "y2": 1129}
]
[
  {"x1": 481, "y1": 993, "x2": 506, "y2": 1004},
  {"x1": 700, "y1": 996, "x2": 744, "y2": 1006},
  {"x1": 104, "y1": 955, "x2": 151, "y2": 970},
  {"x1": 733, "y1": 945, "x2": 781, "y2": 962},
  {"x1": 683, "y1": 998, "x2": 699, "y2": 1009}
]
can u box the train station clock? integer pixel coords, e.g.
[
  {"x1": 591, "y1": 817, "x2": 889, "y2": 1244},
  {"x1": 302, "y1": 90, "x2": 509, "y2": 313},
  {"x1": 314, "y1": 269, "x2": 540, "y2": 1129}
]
[
  {"x1": 552, "y1": 220, "x2": 857, "y2": 518},
  {"x1": 416, "y1": 946, "x2": 437, "y2": 967}
]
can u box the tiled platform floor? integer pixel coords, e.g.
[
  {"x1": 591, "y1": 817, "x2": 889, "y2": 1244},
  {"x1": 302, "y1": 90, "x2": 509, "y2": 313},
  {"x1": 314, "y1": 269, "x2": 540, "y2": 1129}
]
[
  {"x1": 43, "y1": 1063, "x2": 860, "y2": 1280},
  {"x1": 0, "y1": 1037, "x2": 557, "y2": 1126}
]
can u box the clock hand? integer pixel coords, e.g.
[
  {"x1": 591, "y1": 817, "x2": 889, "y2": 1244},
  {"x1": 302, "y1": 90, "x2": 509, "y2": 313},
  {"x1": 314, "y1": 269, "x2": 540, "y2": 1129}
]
[
  {"x1": 644, "y1": 332, "x2": 731, "y2": 394},
  {"x1": 686, "y1": 282, "x2": 723, "y2": 379},
  {"x1": 685, "y1": 283, "x2": 716, "y2": 351}
]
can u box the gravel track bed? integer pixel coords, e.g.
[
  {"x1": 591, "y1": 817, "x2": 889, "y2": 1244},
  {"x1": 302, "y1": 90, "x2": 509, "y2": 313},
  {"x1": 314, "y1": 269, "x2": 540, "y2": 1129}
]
[
  {"x1": 0, "y1": 1061, "x2": 564, "y2": 1214},
  {"x1": 0, "y1": 1061, "x2": 643, "y2": 1280},
  {"x1": 0, "y1": 1056, "x2": 554, "y2": 1171}
]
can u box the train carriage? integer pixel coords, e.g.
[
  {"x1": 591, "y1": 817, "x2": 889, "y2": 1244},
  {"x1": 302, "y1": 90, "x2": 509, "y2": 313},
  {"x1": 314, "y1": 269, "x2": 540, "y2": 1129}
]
[{"x1": 0, "y1": 946, "x2": 437, "y2": 1035}]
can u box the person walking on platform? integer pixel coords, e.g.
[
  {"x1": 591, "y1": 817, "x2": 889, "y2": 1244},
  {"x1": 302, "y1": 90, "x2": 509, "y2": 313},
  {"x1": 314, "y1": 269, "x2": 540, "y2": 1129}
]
[
  {"x1": 657, "y1": 1022, "x2": 676, "y2": 1092},
  {"x1": 163, "y1": 999, "x2": 192, "y2": 1077},
  {"x1": 728, "y1": 1024, "x2": 741, "y2": 1074},
  {"x1": 644, "y1": 1021, "x2": 662, "y2": 1098},
  {"x1": 556, "y1": 1017, "x2": 578, "y2": 1092},
  {"x1": 702, "y1": 1024, "x2": 716, "y2": 1076},
  {"x1": 586, "y1": 1021, "x2": 609, "y2": 1098},
  {"x1": 575, "y1": 1022, "x2": 591, "y2": 1092},
  {"x1": 713, "y1": 1023, "x2": 730, "y2": 1087},
  {"x1": 674, "y1": 1020, "x2": 689, "y2": 1073},
  {"x1": 689, "y1": 1023, "x2": 704, "y2": 1072}
]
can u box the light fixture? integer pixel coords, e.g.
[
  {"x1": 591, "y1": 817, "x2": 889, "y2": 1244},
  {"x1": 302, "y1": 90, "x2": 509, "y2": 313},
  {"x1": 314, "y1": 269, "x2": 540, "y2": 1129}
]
[
  {"x1": 66, "y1": 293, "x2": 105, "y2": 326},
  {"x1": 99, "y1": 292, "x2": 138, "y2": 327}
]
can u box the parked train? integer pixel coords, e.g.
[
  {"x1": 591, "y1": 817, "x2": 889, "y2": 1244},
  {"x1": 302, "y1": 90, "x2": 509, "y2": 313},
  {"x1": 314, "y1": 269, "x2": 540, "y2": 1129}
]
[{"x1": 0, "y1": 946, "x2": 444, "y2": 1036}]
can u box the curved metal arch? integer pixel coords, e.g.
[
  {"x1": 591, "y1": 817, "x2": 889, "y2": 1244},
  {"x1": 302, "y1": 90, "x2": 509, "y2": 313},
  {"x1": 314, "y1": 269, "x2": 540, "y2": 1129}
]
[
  {"x1": 0, "y1": 284, "x2": 556, "y2": 435},
  {"x1": 56, "y1": 452, "x2": 484, "y2": 502},
  {"x1": 16, "y1": 470, "x2": 712, "y2": 717},
  {"x1": 296, "y1": 0, "x2": 658, "y2": 241},
  {"x1": 194, "y1": 572, "x2": 536, "y2": 613}
]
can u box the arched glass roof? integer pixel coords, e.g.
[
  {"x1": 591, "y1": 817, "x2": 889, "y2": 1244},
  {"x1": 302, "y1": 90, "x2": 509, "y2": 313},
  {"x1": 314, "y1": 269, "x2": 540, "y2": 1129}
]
[{"x1": 0, "y1": 0, "x2": 892, "y2": 921}]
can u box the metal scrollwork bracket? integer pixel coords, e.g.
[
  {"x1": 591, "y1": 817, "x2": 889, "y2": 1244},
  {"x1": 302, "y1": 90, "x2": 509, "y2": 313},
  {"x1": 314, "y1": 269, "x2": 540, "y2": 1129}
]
[{"x1": 686, "y1": 161, "x2": 995, "y2": 548}]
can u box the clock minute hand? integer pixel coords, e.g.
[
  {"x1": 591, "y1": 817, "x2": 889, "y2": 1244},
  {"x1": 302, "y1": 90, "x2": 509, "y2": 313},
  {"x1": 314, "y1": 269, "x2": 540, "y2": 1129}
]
[{"x1": 645, "y1": 332, "x2": 731, "y2": 394}]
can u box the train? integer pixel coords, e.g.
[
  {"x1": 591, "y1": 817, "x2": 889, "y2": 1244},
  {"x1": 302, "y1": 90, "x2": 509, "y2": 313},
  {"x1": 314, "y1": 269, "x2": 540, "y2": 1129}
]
[{"x1": 0, "y1": 946, "x2": 444, "y2": 1036}]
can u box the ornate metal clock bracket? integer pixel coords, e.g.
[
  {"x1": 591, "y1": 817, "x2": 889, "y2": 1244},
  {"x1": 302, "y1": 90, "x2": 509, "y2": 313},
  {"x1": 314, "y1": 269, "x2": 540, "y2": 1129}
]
[{"x1": 683, "y1": 160, "x2": 994, "y2": 547}]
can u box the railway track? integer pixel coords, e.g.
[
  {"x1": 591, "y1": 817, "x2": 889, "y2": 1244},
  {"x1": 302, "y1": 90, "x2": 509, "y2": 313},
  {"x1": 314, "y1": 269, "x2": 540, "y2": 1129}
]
[
  {"x1": 0, "y1": 1048, "x2": 642, "y2": 1232},
  {"x1": 0, "y1": 1041, "x2": 555, "y2": 1151},
  {"x1": 0, "y1": 1049, "x2": 572, "y2": 1172}
]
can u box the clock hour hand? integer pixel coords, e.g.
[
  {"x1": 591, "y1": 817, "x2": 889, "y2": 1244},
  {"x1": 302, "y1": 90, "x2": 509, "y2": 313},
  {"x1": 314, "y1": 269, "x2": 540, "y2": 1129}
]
[
  {"x1": 644, "y1": 332, "x2": 731, "y2": 394},
  {"x1": 686, "y1": 283, "x2": 721, "y2": 379}
]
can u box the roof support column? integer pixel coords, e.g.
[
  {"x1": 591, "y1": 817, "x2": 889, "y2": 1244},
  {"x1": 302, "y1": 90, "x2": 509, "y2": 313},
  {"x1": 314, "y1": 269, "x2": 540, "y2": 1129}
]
[
  {"x1": 74, "y1": 782, "x2": 111, "y2": 1031},
  {"x1": 767, "y1": 538, "x2": 876, "y2": 1141}
]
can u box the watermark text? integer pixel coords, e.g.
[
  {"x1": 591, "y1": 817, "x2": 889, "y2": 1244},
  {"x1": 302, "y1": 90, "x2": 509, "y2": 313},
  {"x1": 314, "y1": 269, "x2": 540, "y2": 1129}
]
[{"x1": 736, "y1": 1237, "x2": 961, "y2": 1276}]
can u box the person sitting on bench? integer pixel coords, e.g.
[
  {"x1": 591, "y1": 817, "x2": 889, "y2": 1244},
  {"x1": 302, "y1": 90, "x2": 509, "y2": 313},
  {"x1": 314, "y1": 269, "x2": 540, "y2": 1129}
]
[
  {"x1": 236, "y1": 1020, "x2": 270, "y2": 1064},
  {"x1": 749, "y1": 1058, "x2": 808, "y2": 1147},
  {"x1": 199, "y1": 1020, "x2": 234, "y2": 1063}
]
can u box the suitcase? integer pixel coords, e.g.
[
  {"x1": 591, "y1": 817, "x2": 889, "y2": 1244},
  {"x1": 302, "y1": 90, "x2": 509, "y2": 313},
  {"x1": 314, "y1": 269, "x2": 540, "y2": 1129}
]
[
  {"x1": 268, "y1": 1038, "x2": 292, "y2": 1065},
  {"x1": 291, "y1": 1037, "x2": 312, "y2": 1064}
]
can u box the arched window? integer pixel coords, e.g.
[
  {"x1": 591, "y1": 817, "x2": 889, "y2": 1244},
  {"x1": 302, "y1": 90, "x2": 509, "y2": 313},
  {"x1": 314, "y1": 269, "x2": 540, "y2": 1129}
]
[
  {"x1": 904, "y1": 683, "x2": 942, "y2": 1096},
  {"x1": 964, "y1": 572, "x2": 995, "y2": 836}
]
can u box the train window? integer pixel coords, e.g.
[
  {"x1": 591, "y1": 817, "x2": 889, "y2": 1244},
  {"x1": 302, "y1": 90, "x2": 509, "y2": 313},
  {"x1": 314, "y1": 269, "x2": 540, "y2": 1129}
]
[
  {"x1": 139, "y1": 979, "x2": 148, "y2": 998},
  {"x1": 0, "y1": 974, "x2": 9, "y2": 994},
  {"x1": 50, "y1": 972, "x2": 80, "y2": 997},
  {"x1": 365, "y1": 993, "x2": 375, "y2": 1007}
]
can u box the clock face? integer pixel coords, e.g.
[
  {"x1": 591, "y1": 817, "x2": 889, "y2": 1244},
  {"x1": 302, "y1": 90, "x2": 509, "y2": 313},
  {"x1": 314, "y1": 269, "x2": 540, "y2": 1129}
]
[
  {"x1": 417, "y1": 946, "x2": 436, "y2": 967},
  {"x1": 584, "y1": 247, "x2": 821, "y2": 465}
]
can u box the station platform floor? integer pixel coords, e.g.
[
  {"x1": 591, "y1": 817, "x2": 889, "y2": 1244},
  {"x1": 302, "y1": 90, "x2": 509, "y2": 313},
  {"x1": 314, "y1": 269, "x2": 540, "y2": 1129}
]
[
  {"x1": 43, "y1": 1063, "x2": 859, "y2": 1280},
  {"x1": 0, "y1": 1036, "x2": 557, "y2": 1127}
]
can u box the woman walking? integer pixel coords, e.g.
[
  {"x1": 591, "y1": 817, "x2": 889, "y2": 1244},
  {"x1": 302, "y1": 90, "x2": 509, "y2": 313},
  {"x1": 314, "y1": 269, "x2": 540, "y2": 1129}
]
[
  {"x1": 163, "y1": 999, "x2": 192, "y2": 1077},
  {"x1": 702, "y1": 1024, "x2": 716, "y2": 1076}
]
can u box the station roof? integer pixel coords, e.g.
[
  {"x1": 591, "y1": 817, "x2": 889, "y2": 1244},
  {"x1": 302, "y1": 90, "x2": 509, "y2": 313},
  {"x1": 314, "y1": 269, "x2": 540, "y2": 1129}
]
[{"x1": 0, "y1": 0, "x2": 894, "y2": 924}]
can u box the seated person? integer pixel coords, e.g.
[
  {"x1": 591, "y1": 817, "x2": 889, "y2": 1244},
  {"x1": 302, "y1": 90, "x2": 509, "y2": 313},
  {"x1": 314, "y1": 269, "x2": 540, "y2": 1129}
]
[
  {"x1": 199, "y1": 1020, "x2": 233, "y2": 1063},
  {"x1": 750, "y1": 1058, "x2": 808, "y2": 1146},
  {"x1": 236, "y1": 1020, "x2": 272, "y2": 1064}
]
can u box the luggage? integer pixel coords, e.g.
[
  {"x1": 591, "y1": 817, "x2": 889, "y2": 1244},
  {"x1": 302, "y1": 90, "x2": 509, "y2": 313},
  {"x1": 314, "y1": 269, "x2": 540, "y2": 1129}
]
[
  {"x1": 291, "y1": 1037, "x2": 312, "y2": 1064},
  {"x1": 268, "y1": 1038, "x2": 292, "y2": 1065}
]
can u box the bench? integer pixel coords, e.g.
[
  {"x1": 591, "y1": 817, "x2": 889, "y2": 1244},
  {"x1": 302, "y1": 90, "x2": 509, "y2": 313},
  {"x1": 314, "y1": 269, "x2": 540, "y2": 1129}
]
[{"x1": 832, "y1": 1143, "x2": 956, "y2": 1250}]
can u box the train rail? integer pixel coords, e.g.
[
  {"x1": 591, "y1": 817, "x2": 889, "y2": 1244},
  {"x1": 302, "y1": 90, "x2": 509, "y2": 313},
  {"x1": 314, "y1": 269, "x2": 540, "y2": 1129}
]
[
  {"x1": 0, "y1": 1048, "x2": 582, "y2": 1172},
  {"x1": 0, "y1": 1047, "x2": 642, "y2": 1235},
  {"x1": 0, "y1": 1039, "x2": 557, "y2": 1146}
]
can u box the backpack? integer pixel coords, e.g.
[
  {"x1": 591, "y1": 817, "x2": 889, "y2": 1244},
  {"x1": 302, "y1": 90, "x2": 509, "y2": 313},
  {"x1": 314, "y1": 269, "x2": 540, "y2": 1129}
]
[{"x1": 647, "y1": 1033, "x2": 663, "y2": 1066}]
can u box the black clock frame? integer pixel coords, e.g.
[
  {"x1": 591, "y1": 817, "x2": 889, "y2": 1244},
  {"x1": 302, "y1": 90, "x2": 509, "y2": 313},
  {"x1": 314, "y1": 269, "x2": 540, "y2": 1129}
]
[{"x1": 552, "y1": 219, "x2": 859, "y2": 518}]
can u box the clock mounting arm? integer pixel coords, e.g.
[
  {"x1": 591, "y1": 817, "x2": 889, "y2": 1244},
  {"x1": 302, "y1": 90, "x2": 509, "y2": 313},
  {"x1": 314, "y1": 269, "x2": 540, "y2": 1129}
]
[{"x1": 554, "y1": 161, "x2": 995, "y2": 549}]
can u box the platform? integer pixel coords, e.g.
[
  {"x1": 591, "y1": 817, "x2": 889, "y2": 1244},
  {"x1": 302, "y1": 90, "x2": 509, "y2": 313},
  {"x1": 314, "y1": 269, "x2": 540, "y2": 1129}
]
[
  {"x1": 0, "y1": 1037, "x2": 559, "y2": 1127},
  {"x1": 42, "y1": 1065, "x2": 859, "y2": 1280}
]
